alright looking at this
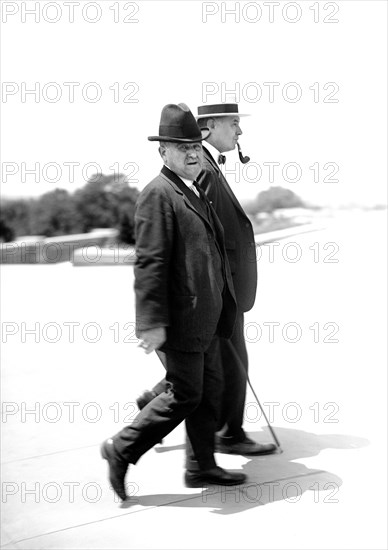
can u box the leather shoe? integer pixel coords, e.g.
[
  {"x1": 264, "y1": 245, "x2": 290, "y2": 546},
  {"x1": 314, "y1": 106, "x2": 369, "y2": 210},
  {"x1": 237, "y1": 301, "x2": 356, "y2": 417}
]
[
  {"x1": 216, "y1": 436, "x2": 277, "y2": 456},
  {"x1": 101, "y1": 438, "x2": 129, "y2": 501},
  {"x1": 185, "y1": 466, "x2": 246, "y2": 488}
]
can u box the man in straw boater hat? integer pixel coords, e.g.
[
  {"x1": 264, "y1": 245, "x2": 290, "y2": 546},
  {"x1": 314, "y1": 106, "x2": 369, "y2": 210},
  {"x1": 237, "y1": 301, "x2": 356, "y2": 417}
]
[
  {"x1": 101, "y1": 103, "x2": 246, "y2": 501},
  {"x1": 195, "y1": 103, "x2": 277, "y2": 455},
  {"x1": 138, "y1": 103, "x2": 277, "y2": 460}
]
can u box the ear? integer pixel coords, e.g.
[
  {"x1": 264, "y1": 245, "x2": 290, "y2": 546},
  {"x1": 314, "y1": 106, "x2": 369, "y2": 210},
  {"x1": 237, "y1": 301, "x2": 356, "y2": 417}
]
[
  {"x1": 159, "y1": 144, "x2": 167, "y2": 161},
  {"x1": 207, "y1": 117, "x2": 216, "y2": 129}
]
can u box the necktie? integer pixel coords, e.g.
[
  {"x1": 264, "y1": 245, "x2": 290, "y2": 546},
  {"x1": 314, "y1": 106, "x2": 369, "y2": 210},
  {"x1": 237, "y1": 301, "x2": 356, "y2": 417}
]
[
  {"x1": 218, "y1": 154, "x2": 226, "y2": 165},
  {"x1": 190, "y1": 182, "x2": 200, "y2": 198},
  {"x1": 192, "y1": 181, "x2": 205, "y2": 199}
]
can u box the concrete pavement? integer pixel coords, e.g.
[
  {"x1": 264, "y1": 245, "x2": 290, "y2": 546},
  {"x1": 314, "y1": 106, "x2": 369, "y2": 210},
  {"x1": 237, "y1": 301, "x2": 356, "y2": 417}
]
[{"x1": 1, "y1": 210, "x2": 387, "y2": 549}]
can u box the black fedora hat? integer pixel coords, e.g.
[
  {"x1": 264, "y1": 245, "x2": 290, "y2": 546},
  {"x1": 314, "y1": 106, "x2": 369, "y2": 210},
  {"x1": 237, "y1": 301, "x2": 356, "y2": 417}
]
[
  {"x1": 196, "y1": 103, "x2": 249, "y2": 119},
  {"x1": 148, "y1": 103, "x2": 210, "y2": 142}
]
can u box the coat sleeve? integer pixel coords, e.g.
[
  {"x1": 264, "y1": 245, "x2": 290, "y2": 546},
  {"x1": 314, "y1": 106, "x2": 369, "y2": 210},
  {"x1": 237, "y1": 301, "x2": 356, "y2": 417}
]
[{"x1": 134, "y1": 184, "x2": 174, "y2": 334}]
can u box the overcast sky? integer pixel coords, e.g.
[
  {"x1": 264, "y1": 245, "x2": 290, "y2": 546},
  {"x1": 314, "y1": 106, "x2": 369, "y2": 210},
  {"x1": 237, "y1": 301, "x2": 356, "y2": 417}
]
[{"x1": 1, "y1": 0, "x2": 387, "y2": 206}]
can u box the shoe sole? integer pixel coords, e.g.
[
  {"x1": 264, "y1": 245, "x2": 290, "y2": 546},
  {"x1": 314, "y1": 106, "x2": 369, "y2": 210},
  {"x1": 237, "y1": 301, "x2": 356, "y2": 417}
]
[
  {"x1": 185, "y1": 474, "x2": 246, "y2": 488},
  {"x1": 216, "y1": 447, "x2": 277, "y2": 456},
  {"x1": 101, "y1": 443, "x2": 128, "y2": 501}
]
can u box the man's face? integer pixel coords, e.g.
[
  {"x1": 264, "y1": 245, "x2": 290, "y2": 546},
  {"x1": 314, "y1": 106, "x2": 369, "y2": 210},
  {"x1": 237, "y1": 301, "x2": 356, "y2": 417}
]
[
  {"x1": 210, "y1": 116, "x2": 242, "y2": 153},
  {"x1": 160, "y1": 142, "x2": 203, "y2": 180}
]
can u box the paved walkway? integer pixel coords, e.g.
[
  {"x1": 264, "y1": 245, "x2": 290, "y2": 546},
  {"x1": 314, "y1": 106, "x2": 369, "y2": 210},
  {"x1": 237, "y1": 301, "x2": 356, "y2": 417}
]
[{"x1": 1, "y1": 210, "x2": 387, "y2": 549}]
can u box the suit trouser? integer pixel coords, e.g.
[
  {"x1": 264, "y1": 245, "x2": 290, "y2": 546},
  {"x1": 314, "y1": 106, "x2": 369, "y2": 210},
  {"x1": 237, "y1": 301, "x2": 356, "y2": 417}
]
[
  {"x1": 112, "y1": 337, "x2": 222, "y2": 471},
  {"x1": 218, "y1": 311, "x2": 248, "y2": 442},
  {"x1": 151, "y1": 311, "x2": 248, "y2": 442}
]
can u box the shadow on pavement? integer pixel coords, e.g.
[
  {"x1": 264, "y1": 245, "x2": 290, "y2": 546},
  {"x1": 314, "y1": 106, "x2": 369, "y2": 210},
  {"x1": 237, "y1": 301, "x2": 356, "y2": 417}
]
[{"x1": 126, "y1": 427, "x2": 369, "y2": 514}]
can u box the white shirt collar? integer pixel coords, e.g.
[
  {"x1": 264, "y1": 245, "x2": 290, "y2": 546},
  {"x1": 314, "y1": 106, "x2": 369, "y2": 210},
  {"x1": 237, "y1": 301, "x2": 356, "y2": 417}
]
[
  {"x1": 203, "y1": 141, "x2": 223, "y2": 165},
  {"x1": 165, "y1": 164, "x2": 192, "y2": 187},
  {"x1": 180, "y1": 177, "x2": 193, "y2": 187},
  {"x1": 164, "y1": 165, "x2": 199, "y2": 196}
]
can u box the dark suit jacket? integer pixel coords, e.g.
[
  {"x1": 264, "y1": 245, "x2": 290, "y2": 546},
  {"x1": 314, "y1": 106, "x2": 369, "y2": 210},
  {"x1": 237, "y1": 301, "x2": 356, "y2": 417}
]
[
  {"x1": 198, "y1": 147, "x2": 257, "y2": 312},
  {"x1": 134, "y1": 165, "x2": 237, "y2": 352}
]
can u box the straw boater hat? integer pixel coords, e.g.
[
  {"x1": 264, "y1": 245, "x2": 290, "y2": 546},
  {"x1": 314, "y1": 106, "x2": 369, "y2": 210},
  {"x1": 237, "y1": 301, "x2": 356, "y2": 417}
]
[
  {"x1": 148, "y1": 103, "x2": 210, "y2": 143},
  {"x1": 196, "y1": 103, "x2": 249, "y2": 120}
]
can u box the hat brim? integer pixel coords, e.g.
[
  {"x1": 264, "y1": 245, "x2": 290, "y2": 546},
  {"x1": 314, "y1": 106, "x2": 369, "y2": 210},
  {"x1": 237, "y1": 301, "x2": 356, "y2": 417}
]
[
  {"x1": 196, "y1": 113, "x2": 250, "y2": 120},
  {"x1": 148, "y1": 128, "x2": 211, "y2": 142}
]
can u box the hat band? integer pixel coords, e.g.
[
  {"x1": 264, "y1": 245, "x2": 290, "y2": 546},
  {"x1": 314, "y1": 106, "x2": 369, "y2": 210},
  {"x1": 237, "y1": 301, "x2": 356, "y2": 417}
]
[
  {"x1": 159, "y1": 124, "x2": 201, "y2": 139},
  {"x1": 197, "y1": 103, "x2": 239, "y2": 117}
]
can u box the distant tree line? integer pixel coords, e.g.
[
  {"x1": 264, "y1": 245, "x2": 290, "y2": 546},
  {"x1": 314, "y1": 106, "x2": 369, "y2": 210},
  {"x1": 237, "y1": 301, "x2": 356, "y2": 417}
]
[
  {"x1": 1, "y1": 180, "x2": 305, "y2": 244},
  {"x1": 244, "y1": 186, "x2": 305, "y2": 215},
  {"x1": 0, "y1": 174, "x2": 140, "y2": 244}
]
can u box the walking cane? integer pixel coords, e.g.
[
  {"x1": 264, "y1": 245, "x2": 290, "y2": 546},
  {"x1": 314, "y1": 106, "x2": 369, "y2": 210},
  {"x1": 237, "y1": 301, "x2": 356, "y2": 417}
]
[
  {"x1": 246, "y1": 374, "x2": 282, "y2": 452},
  {"x1": 156, "y1": 343, "x2": 283, "y2": 451},
  {"x1": 224, "y1": 339, "x2": 283, "y2": 453}
]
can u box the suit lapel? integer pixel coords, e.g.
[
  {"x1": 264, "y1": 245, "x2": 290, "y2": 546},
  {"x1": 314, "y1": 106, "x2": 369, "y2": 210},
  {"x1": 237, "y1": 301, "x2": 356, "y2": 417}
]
[
  {"x1": 160, "y1": 166, "x2": 212, "y2": 228},
  {"x1": 203, "y1": 146, "x2": 248, "y2": 218}
]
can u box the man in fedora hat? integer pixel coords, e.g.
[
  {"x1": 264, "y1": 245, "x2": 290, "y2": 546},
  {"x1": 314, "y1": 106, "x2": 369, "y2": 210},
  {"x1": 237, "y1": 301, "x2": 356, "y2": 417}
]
[
  {"x1": 138, "y1": 103, "x2": 277, "y2": 458},
  {"x1": 101, "y1": 103, "x2": 246, "y2": 501}
]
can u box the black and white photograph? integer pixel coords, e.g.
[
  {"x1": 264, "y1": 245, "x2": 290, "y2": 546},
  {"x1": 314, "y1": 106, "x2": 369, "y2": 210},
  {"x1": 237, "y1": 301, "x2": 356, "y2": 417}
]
[{"x1": 1, "y1": 1, "x2": 387, "y2": 548}]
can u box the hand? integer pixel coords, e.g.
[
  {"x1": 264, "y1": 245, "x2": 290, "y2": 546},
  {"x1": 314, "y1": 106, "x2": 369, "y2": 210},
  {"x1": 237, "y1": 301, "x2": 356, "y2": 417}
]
[{"x1": 138, "y1": 327, "x2": 166, "y2": 354}]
